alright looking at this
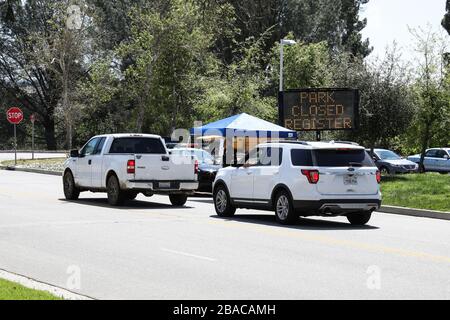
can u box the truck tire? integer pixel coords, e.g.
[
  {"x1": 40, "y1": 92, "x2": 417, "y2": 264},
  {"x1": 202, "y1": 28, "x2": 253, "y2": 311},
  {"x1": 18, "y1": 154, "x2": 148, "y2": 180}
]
[
  {"x1": 169, "y1": 194, "x2": 188, "y2": 206},
  {"x1": 63, "y1": 171, "x2": 80, "y2": 200},
  {"x1": 107, "y1": 175, "x2": 125, "y2": 206},
  {"x1": 213, "y1": 185, "x2": 236, "y2": 217},
  {"x1": 347, "y1": 212, "x2": 372, "y2": 225},
  {"x1": 274, "y1": 190, "x2": 298, "y2": 225}
]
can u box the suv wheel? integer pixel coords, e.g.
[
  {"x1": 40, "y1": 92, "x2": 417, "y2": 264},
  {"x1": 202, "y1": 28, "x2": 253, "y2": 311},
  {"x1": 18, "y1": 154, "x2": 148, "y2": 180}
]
[
  {"x1": 169, "y1": 194, "x2": 188, "y2": 206},
  {"x1": 214, "y1": 185, "x2": 236, "y2": 217},
  {"x1": 63, "y1": 171, "x2": 80, "y2": 200},
  {"x1": 347, "y1": 212, "x2": 372, "y2": 225},
  {"x1": 274, "y1": 190, "x2": 297, "y2": 225},
  {"x1": 107, "y1": 175, "x2": 125, "y2": 206}
]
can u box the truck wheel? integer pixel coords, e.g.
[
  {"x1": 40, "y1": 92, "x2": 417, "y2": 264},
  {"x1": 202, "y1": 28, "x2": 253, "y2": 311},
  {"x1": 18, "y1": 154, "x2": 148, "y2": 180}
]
[
  {"x1": 347, "y1": 212, "x2": 372, "y2": 225},
  {"x1": 63, "y1": 171, "x2": 80, "y2": 200},
  {"x1": 169, "y1": 194, "x2": 188, "y2": 206},
  {"x1": 213, "y1": 185, "x2": 236, "y2": 217},
  {"x1": 274, "y1": 190, "x2": 298, "y2": 225},
  {"x1": 107, "y1": 175, "x2": 125, "y2": 206}
]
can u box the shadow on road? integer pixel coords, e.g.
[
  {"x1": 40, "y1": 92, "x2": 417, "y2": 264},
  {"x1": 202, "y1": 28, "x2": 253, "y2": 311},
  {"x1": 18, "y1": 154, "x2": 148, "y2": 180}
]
[
  {"x1": 210, "y1": 214, "x2": 379, "y2": 231},
  {"x1": 59, "y1": 198, "x2": 193, "y2": 210}
]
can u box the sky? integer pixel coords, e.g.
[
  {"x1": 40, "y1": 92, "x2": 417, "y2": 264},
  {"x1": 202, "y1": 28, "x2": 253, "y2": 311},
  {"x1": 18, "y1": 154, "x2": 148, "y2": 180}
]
[{"x1": 360, "y1": 0, "x2": 448, "y2": 62}]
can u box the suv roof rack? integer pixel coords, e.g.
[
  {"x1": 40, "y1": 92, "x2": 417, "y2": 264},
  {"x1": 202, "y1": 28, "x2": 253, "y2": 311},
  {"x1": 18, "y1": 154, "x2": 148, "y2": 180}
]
[
  {"x1": 263, "y1": 140, "x2": 310, "y2": 145},
  {"x1": 327, "y1": 140, "x2": 360, "y2": 146}
]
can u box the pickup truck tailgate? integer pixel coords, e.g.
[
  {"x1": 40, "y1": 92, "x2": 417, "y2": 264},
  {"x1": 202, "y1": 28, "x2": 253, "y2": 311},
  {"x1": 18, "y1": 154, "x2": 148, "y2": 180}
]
[{"x1": 134, "y1": 154, "x2": 197, "y2": 181}]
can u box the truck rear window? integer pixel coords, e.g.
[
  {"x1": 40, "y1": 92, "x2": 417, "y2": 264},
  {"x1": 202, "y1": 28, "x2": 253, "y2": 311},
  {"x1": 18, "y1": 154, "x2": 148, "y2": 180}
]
[
  {"x1": 313, "y1": 149, "x2": 374, "y2": 167},
  {"x1": 109, "y1": 138, "x2": 166, "y2": 154}
]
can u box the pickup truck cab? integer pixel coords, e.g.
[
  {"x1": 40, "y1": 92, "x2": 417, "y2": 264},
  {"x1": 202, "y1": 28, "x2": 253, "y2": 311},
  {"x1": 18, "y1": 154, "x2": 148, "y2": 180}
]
[
  {"x1": 63, "y1": 134, "x2": 198, "y2": 206},
  {"x1": 213, "y1": 141, "x2": 381, "y2": 225}
]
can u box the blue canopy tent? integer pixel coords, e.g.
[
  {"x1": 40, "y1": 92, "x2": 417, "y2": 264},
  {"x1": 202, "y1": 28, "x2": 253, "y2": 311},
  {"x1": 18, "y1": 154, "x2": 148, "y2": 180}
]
[{"x1": 190, "y1": 113, "x2": 297, "y2": 139}]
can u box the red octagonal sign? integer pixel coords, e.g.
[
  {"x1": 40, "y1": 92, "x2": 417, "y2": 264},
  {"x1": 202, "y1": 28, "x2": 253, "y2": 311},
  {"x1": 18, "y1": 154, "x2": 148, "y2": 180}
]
[{"x1": 6, "y1": 107, "x2": 24, "y2": 125}]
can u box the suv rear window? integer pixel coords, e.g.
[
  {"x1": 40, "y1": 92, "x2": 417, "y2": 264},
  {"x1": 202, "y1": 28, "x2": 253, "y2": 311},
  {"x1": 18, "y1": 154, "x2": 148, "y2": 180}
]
[
  {"x1": 291, "y1": 149, "x2": 313, "y2": 166},
  {"x1": 313, "y1": 149, "x2": 374, "y2": 167},
  {"x1": 109, "y1": 138, "x2": 166, "y2": 154}
]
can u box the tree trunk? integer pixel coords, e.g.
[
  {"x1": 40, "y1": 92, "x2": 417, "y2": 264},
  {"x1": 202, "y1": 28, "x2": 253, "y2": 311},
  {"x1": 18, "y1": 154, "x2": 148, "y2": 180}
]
[{"x1": 43, "y1": 120, "x2": 57, "y2": 150}]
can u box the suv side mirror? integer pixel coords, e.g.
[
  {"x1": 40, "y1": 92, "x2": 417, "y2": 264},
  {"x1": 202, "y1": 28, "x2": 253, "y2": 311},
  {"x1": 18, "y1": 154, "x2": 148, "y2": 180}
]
[
  {"x1": 70, "y1": 149, "x2": 79, "y2": 158},
  {"x1": 444, "y1": 155, "x2": 449, "y2": 160}
]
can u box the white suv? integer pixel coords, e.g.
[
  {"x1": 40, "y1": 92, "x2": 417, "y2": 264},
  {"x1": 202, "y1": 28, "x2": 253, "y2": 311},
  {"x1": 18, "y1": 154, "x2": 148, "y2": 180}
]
[{"x1": 213, "y1": 141, "x2": 381, "y2": 225}]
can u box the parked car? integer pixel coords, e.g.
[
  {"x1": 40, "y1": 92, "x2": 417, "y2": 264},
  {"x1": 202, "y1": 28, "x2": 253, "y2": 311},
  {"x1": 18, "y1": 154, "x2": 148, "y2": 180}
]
[
  {"x1": 213, "y1": 141, "x2": 381, "y2": 226},
  {"x1": 171, "y1": 148, "x2": 221, "y2": 192},
  {"x1": 63, "y1": 134, "x2": 199, "y2": 206},
  {"x1": 407, "y1": 148, "x2": 450, "y2": 173},
  {"x1": 367, "y1": 148, "x2": 418, "y2": 175}
]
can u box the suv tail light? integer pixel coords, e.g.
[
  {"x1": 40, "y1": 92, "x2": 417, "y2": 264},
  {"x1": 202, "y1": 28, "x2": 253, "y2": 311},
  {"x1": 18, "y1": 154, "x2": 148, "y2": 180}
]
[
  {"x1": 376, "y1": 170, "x2": 381, "y2": 184},
  {"x1": 194, "y1": 159, "x2": 199, "y2": 174},
  {"x1": 301, "y1": 169, "x2": 320, "y2": 184},
  {"x1": 127, "y1": 159, "x2": 135, "y2": 174}
]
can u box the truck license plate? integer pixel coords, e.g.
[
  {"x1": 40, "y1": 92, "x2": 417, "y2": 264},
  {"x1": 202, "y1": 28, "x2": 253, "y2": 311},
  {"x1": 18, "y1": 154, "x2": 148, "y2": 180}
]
[
  {"x1": 344, "y1": 175, "x2": 358, "y2": 185},
  {"x1": 158, "y1": 182, "x2": 171, "y2": 189}
]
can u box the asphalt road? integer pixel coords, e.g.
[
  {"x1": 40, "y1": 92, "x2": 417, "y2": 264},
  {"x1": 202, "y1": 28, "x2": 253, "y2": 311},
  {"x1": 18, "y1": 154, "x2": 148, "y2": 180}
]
[
  {"x1": 0, "y1": 170, "x2": 449, "y2": 299},
  {"x1": 0, "y1": 152, "x2": 67, "y2": 162}
]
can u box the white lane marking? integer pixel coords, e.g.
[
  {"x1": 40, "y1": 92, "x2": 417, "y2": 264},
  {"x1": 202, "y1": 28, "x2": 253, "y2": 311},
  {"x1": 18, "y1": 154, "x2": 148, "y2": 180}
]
[{"x1": 161, "y1": 248, "x2": 217, "y2": 262}]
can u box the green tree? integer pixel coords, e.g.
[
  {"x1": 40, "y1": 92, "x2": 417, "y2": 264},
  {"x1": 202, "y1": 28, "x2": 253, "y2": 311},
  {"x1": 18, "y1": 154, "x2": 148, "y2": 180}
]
[{"x1": 442, "y1": 0, "x2": 450, "y2": 35}]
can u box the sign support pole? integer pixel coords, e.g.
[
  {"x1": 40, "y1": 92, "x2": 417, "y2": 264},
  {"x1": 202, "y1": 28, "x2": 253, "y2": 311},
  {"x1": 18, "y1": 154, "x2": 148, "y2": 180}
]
[
  {"x1": 32, "y1": 120, "x2": 35, "y2": 160},
  {"x1": 14, "y1": 123, "x2": 17, "y2": 166}
]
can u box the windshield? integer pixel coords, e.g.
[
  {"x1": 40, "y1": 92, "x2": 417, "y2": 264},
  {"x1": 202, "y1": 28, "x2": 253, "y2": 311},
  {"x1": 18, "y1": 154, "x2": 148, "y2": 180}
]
[
  {"x1": 375, "y1": 150, "x2": 401, "y2": 160},
  {"x1": 172, "y1": 149, "x2": 215, "y2": 164}
]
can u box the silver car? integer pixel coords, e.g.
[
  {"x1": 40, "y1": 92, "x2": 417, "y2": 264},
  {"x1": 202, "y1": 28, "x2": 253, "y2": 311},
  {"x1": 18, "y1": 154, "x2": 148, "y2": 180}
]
[
  {"x1": 407, "y1": 148, "x2": 450, "y2": 173},
  {"x1": 369, "y1": 149, "x2": 418, "y2": 175}
]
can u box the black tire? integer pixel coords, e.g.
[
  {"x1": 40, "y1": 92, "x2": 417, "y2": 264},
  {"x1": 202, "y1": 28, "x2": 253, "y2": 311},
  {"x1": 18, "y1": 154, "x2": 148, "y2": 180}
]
[
  {"x1": 169, "y1": 194, "x2": 188, "y2": 206},
  {"x1": 125, "y1": 191, "x2": 139, "y2": 201},
  {"x1": 347, "y1": 212, "x2": 372, "y2": 225},
  {"x1": 274, "y1": 190, "x2": 298, "y2": 225},
  {"x1": 107, "y1": 175, "x2": 125, "y2": 206},
  {"x1": 63, "y1": 171, "x2": 80, "y2": 200},
  {"x1": 213, "y1": 185, "x2": 236, "y2": 217},
  {"x1": 380, "y1": 166, "x2": 390, "y2": 175}
]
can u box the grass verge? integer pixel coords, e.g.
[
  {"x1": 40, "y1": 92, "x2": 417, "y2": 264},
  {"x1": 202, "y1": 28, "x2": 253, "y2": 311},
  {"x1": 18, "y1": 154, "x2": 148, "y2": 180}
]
[
  {"x1": 0, "y1": 278, "x2": 62, "y2": 300},
  {"x1": 1, "y1": 157, "x2": 65, "y2": 172},
  {"x1": 381, "y1": 173, "x2": 450, "y2": 212}
]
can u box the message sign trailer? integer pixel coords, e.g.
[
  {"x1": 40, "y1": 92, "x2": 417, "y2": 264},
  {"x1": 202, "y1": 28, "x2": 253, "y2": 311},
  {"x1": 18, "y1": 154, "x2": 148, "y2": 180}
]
[
  {"x1": 6, "y1": 107, "x2": 24, "y2": 166},
  {"x1": 278, "y1": 88, "x2": 360, "y2": 141}
]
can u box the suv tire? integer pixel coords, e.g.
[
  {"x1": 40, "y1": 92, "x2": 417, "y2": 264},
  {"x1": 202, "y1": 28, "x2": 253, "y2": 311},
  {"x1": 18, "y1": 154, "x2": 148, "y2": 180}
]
[
  {"x1": 169, "y1": 194, "x2": 188, "y2": 206},
  {"x1": 274, "y1": 190, "x2": 298, "y2": 225},
  {"x1": 213, "y1": 185, "x2": 236, "y2": 217},
  {"x1": 347, "y1": 212, "x2": 372, "y2": 225},
  {"x1": 107, "y1": 175, "x2": 125, "y2": 206},
  {"x1": 63, "y1": 171, "x2": 80, "y2": 200}
]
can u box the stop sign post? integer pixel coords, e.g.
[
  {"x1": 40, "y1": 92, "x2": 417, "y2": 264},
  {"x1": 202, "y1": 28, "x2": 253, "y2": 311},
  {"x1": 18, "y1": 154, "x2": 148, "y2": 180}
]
[
  {"x1": 6, "y1": 107, "x2": 24, "y2": 166},
  {"x1": 30, "y1": 114, "x2": 36, "y2": 160}
]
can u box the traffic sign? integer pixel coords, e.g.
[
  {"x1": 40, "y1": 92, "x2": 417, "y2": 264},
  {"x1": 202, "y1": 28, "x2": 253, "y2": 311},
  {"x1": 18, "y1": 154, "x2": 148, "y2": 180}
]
[{"x1": 6, "y1": 107, "x2": 24, "y2": 125}]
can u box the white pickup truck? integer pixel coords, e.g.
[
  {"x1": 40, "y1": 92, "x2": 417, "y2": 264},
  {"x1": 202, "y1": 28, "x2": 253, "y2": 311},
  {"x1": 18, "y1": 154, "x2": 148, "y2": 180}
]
[{"x1": 62, "y1": 134, "x2": 198, "y2": 206}]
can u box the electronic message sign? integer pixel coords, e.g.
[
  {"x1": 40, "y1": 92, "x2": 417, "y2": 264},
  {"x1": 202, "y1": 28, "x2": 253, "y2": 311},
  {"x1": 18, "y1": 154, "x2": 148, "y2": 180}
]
[{"x1": 279, "y1": 88, "x2": 359, "y2": 131}]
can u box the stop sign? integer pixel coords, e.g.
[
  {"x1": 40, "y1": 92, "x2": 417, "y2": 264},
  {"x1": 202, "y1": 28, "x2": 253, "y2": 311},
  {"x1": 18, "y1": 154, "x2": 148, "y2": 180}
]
[{"x1": 6, "y1": 107, "x2": 24, "y2": 125}]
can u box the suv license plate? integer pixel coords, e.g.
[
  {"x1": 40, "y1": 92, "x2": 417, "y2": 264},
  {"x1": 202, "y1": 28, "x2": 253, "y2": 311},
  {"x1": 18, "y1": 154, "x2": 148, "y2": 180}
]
[{"x1": 344, "y1": 175, "x2": 358, "y2": 185}]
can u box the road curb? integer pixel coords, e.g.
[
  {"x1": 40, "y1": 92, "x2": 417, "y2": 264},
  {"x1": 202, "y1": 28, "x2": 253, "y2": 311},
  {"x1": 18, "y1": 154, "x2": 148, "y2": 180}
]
[
  {"x1": 0, "y1": 268, "x2": 94, "y2": 300},
  {"x1": 0, "y1": 165, "x2": 62, "y2": 176},
  {"x1": 379, "y1": 205, "x2": 450, "y2": 221}
]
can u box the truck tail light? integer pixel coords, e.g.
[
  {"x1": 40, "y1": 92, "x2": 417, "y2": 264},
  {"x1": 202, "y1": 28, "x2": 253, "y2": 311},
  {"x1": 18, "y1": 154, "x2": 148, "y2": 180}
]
[
  {"x1": 127, "y1": 160, "x2": 135, "y2": 174},
  {"x1": 194, "y1": 159, "x2": 199, "y2": 174},
  {"x1": 376, "y1": 170, "x2": 381, "y2": 184},
  {"x1": 301, "y1": 169, "x2": 319, "y2": 184}
]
